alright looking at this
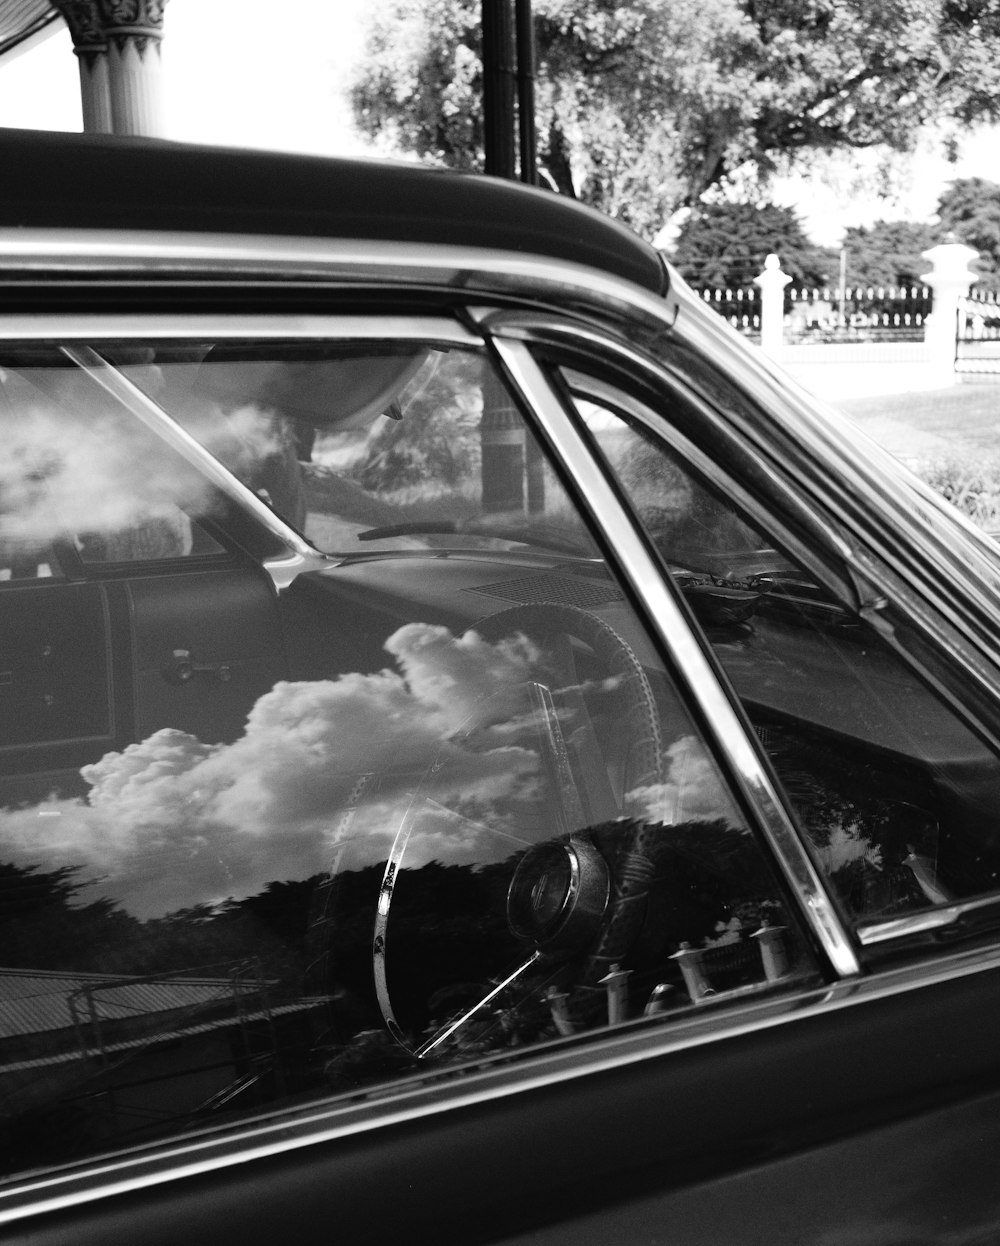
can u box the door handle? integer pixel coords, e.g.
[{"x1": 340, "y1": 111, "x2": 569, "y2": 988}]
[{"x1": 161, "y1": 648, "x2": 233, "y2": 684}]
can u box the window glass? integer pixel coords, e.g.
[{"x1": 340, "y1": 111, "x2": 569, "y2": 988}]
[
  {"x1": 0, "y1": 339, "x2": 815, "y2": 1182},
  {"x1": 563, "y1": 366, "x2": 1000, "y2": 929},
  {"x1": 0, "y1": 354, "x2": 225, "y2": 572},
  {"x1": 132, "y1": 343, "x2": 597, "y2": 556}
]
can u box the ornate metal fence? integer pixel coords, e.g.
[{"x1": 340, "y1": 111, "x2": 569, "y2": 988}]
[
  {"x1": 691, "y1": 282, "x2": 932, "y2": 350},
  {"x1": 785, "y1": 286, "x2": 931, "y2": 343},
  {"x1": 693, "y1": 286, "x2": 761, "y2": 343},
  {"x1": 957, "y1": 288, "x2": 1000, "y2": 376}
]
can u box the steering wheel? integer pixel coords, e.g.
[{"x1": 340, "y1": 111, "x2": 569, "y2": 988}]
[{"x1": 372, "y1": 602, "x2": 665, "y2": 1055}]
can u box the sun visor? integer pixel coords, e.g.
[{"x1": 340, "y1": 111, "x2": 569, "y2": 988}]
[{"x1": 187, "y1": 348, "x2": 430, "y2": 430}]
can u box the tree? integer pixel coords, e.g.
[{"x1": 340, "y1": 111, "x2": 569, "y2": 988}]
[
  {"x1": 350, "y1": 0, "x2": 1000, "y2": 240},
  {"x1": 0, "y1": 860, "x2": 141, "y2": 973},
  {"x1": 670, "y1": 202, "x2": 836, "y2": 287},
  {"x1": 839, "y1": 220, "x2": 940, "y2": 288},
  {"x1": 938, "y1": 176, "x2": 1000, "y2": 287}
]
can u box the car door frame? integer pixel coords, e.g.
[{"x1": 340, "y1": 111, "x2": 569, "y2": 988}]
[{"x1": 7, "y1": 301, "x2": 1000, "y2": 1246}]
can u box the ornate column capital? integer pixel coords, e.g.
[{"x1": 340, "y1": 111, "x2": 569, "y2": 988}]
[
  {"x1": 53, "y1": 0, "x2": 170, "y2": 135},
  {"x1": 98, "y1": 0, "x2": 167, "y2": 58},
  {"x1": 54, "y1": 1, "x2": 107, "y2": 55},
  {"x1": 54, "y1": 0, "x2": 167, "y2": 50}
]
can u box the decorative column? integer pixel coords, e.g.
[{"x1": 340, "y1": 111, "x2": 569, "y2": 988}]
[
  {"x1": 56, "y1": 2, "x2": 112, "y2": 133},
  {"x1": 55, "y1": 0, "x2": 168, "y2": 137},
  {"x1": 753, "y1": 253, "x2": 792, "y2": 360},
  {"x1": 921, "y1": 238, "x2": 980, "y2": 388}
]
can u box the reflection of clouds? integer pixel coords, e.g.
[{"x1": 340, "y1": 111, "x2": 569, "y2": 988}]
[
  {"x1": 0, "y1": 400, "x2": 203, "y2": 547},
  {"x1": 179, "y1": 402, "x2": 287, "y2": 482},
  {"x1": 0, "y1": 379, "x2": 285, "y2": 549},
  {"x1": 0, "y1": 623, "x2": 544, "y2": 918},
  {"x1": 627, "y1": 734, "x2": 736, "y2": 825}
]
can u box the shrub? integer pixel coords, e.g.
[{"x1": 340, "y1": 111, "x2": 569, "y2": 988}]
[{"x1": 913, "y1": 455, "x2": 1000, "y2": 530}]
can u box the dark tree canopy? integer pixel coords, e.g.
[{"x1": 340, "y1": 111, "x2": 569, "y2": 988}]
[
  {"x1": 350, "y1": 0, "x2": 1000, "y2": 240},
  {"x1": 670, "y1": 202, "x2": 837, "y2": 288},
  {"x1": 839, "y1": 220, "x2": 941, "y2": 288},
  {"x1": 938, "y1": 176, "x2": 1000, "y2": 286},
  {"x1": 833, "y1": 180, "x2": 1000, "y2": 290}
]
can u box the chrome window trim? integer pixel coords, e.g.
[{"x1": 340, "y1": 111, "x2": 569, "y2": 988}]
[
  {"x1": 0, "y1": 228, "x2": 678, "y2": 337},
  {"x1": 858, "y1": 894, "x2": 1000, "y2": 945},
  {"x1": 0, "y1": 312, "x2": 479, "y2": 345},
  {"x1": 5, "y1": 934, "x2": 1000, "y2": 1229},
  {"x1": 62, "y1": 343, "x2": 317, "y2": 561},
  {"x1": 489, "y1": 336, "x2": 860, "y2": 980},
  {"x1": 480, "y1": 311, "x2": 1000, "y2": 746},
  {"x1": 489, "y1": 317, "x2": 1000, "y2": 958},
  {"x1": 486, "y1": 316, "x2": 1000, "y2": 958}
]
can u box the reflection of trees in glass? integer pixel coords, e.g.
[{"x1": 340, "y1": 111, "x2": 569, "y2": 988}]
[
  {"x1": 759, "y1": 724, "x2": 941, "y2": 920},
  {"x1": 594, "y1": 415, "x2": 765, "y2": 559},
  {"x1": 3, "y1": 813, "x2": 790, "y2": 1056},
  {"x1": 0, "y1": 862, "x2": 140, "y2": 974},
  {"x1": 349, "y1": 353, "x2": 483, "y2": 495},
  {"x1": 321, "y1": 821, "x2": 790, "y2": 1048},
  {"x1": 0, "y1": 862, "x2": 321, "y2": 991}
]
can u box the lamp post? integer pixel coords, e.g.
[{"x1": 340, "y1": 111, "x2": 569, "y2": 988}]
[
  {"x1": 482, "y1": 0, "x2": 515, "y2": 179},
  {"x1": 482, "y1": 0, "x2": 536, "y2": 184},
  {"x1": 515, "y1": 0, "x2": 536, "y2": 185}
]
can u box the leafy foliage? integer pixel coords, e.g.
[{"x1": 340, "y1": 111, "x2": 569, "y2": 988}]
[
  {"x1": 350, "y1": 0, "x2": 1000, "y2": 238},
  {"x1": 670, "y1": 201, "x2": 837, "y2": 287},
  {"x1": 0, "y1": 858, "x2": 321, "y2": 987},
  {"x1": 0, "y1": 861, "x2": 140, "y2": 974},
  {"x1": 833, "y1": 180, "x2": 1000, "y2": 290},
  {"x1": 914, "y1": 454, "x2": 1000, "y2": 529},
  {"x1": 349, "y1": 350, "x2": 483, "y2": 494},
  {"x1": 938, "y1": 176, "x2": 1000, "y2": 288},
  {"x1": 839, "y1": 219, "x2": 940, "y2": 287}
]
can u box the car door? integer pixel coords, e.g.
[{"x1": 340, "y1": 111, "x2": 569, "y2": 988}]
[
  {"x1": 0, "y1": 344, "x2": 291, "y2": 815},
  {"x1": 5, "y1": 310, "x2": 1000, "y2": 1246}
]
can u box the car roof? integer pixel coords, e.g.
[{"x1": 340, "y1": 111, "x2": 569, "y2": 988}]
[{"x1": 0, "y1": 127, "x2": 669, "y2": 297}]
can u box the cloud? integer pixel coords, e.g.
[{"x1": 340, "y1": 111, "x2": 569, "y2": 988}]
[
  {"x1": 0, "y1": 622, "x2": 739, "y2": 919},
  {"x1": 0, "y1": 369, "x2": 288, "y2": 557},
  {"x1": 627, "y1": 734, "x2": 738, "y2": 825},
  {"x1": 0, "y1": 622, "x2": 548, "y2": 917}
]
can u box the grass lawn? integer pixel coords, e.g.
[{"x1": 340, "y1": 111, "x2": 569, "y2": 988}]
[
  {"x1": 835, "y1": 383, "x2": 1000, "y2": 527},
  {"x1": 837, "y1": 385, "x2": 1000, "y2": 456}
]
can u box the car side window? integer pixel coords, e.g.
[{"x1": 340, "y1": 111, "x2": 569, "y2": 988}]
[
  {"x1": 0, "y1": 355, "x2": 224, "y2": 571},
  {"x1": 561, "y1": 365, "x2": 1000, "y2": 932},
  {"x1": 0, "y1": 337, "x2": 818, "y2": 1183}
]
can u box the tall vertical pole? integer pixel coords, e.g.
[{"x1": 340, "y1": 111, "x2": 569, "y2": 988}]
[
  {"x1": 482, "y1": 0, "x2": 516, "y2": 179},
  {"x1": 515, "y1": 0, "x2": 536, "y2": 185}
]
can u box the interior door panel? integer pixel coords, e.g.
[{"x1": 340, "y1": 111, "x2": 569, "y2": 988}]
[
  {"x1": 0, "y1": 582, "x2": 115, "y2": 782},
  {"x1": 128, "y1": 567, "x2": 289, "y2": 745}
]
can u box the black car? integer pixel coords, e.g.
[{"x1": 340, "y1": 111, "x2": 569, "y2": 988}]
[{"x1": 3, "y1": 127, "x2": 1000, "y2": 1245}]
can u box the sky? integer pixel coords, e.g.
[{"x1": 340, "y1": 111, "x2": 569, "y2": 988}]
[
  {"x1": 0, "y1": 0, "x2": 994, "y2": 247},
  {"x1": 0, "y1": 0, "x2": 371, "y2": 156}
]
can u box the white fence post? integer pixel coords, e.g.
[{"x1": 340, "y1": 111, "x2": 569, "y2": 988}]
[
  {"x1": 754, "y1": 254, "x2": 791, "y2": 359},
  {"x1": 921, "y1": 240, "x2": 980, "y2": 386}
]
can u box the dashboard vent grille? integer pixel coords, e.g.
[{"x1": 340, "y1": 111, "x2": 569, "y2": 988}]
[{"x1": 465, "y1": 574, "x2": 624, "y2": 609}]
